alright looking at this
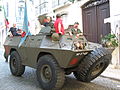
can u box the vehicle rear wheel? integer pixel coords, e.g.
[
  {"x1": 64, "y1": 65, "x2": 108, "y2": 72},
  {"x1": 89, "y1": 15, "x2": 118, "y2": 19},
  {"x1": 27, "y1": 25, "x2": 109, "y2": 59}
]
[
  {"x1": 73, "y1": 47, "x2": 112, "y2": 82},
  {"x1": 36, "y1": 55, "x2": 65, "y2": 90},
  {"x1": 9, "y1": 51, "x2": 25, "y2": 76}
]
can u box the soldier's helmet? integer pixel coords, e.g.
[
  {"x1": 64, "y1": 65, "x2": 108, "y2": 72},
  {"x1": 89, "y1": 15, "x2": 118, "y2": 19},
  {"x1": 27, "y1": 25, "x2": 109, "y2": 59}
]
[{"x1": 51, "y1": 33, "x2": 60, "y2": 41}]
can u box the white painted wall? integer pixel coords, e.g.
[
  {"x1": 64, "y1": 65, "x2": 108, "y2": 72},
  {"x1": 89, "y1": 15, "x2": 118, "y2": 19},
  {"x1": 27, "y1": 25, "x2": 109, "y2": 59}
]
[
  {"x1": 110, "y1": 0, "x2": 120, "y2": 17},
  {"x1": 52, "y1": 0, "x2": 90, "y2": 31},
  {"x1": 106, "y1": 0, "x2": 120, "y2": 65},
  {"x1": 8, "y1": 0, "x2": 17, "y2": 26}
]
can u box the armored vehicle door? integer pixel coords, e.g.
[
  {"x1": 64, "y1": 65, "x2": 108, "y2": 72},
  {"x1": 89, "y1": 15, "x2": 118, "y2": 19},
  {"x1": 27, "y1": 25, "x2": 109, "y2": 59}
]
[{"x1": 21, "y1": 35, "x2": 43, "y2": 68}]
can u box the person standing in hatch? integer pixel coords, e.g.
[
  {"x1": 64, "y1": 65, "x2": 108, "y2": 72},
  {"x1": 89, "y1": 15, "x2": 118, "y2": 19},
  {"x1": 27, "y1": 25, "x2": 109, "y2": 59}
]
[
  {"x1": 54, "y1": 14, "x2": 65, "y2": 35},
  {"x1": 43, "y1": 16, "x2": 51, "y2": 27},
  {"x1": 9, "y1": 24, "x2": 22, "y2": 36}
]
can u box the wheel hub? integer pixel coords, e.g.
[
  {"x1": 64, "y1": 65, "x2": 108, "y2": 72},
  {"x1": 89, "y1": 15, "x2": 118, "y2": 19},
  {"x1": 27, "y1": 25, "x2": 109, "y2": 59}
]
[
  {"x1": 91, "y1": 62, "x2": 105, "y2": 77},
  {"x1": 41, "y1": 65, "x2": 52, "y2": 83},
  {"x1": 11, "y1": 57, "x2": 17, "y2": 70}
]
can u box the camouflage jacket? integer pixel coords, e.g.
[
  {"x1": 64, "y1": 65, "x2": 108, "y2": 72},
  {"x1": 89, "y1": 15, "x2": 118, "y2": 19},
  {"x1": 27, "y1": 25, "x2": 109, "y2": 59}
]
[{"x1": 71, "y1": 28, "x2": 81, "y2": 35}]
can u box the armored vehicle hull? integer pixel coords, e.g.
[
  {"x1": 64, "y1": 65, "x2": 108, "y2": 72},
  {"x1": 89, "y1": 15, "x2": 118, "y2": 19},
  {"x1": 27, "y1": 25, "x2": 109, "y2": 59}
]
[{"x1": 4, "y1": 27, "x2": 112, "y2": 90}]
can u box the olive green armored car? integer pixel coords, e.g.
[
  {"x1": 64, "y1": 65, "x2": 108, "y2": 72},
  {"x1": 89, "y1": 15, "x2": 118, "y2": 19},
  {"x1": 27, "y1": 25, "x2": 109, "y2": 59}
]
[{"x1": 4, "y1": 26, "x2": 112, "y2": 90}]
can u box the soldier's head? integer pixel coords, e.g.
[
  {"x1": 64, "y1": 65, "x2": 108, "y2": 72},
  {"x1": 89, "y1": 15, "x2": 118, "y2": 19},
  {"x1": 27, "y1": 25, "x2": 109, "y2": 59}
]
[
  {"x1": 44, "y1": 16, "x2": 51, "y2": 23},
  {"x1": 47, "y1": 16, "x2": 51, "y2": 22},
  {"x1": 74, "y1": 22, "x2": 79, "y2": 28},
  {"x1": 56, "y1": 14, "x2": 61, "y2": 19}
]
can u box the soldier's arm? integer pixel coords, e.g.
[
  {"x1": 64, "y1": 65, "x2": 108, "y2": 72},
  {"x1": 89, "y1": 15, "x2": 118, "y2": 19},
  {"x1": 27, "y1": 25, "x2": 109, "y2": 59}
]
[
  {"x1": 58, "y1": 23, "x2": 62, "y2": 34},
  {"x1": 78, "y1": 29, "x2": 82, "y2": 33}
]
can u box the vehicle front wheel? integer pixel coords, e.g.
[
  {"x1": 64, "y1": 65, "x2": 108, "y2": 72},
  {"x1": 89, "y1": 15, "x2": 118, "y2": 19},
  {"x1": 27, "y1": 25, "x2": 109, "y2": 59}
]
[
  {"x1": 36, "y1": 55, "x2": 65, "y2": 90},
  {"x1": 9, "y1": 51, "x2": 25, "y2": 76},
  {"x1": 73, "y1": 48, "x2": 112, "y2": 82}
]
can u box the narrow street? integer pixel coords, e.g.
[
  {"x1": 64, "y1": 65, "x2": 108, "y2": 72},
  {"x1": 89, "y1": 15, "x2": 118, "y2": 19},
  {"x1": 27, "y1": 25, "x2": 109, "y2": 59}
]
[{"x1": 0, "y1": 48, "x2": 120, "y2": 90}]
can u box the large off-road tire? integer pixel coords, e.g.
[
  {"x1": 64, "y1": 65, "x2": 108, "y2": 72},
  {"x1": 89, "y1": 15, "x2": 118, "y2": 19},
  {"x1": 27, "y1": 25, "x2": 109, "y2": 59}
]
[
  {"x1": 9, "y1": 51, "x2": 25, "y2": 76},
  {"x1": 73, "y1": 47, "x2": 112, "y2": 82},
  {"x1": 36, "y1": 55, "x2": 65, "y2": 90}
]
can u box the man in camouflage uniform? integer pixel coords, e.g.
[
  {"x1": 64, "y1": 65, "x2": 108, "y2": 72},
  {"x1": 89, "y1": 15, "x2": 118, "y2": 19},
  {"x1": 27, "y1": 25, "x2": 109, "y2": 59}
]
[
  {"x1": 69, "y1": 22, "x2": 82, "y2": 37},
  {"x1": 69, "y1": 22, "x2": 84, "y2": 49}
]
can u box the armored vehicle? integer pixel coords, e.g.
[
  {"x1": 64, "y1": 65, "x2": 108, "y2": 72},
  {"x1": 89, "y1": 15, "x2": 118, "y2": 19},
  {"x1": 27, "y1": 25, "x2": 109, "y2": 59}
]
[{"x1": 4, "y1": 26, "x2": 112, "y2": 90}]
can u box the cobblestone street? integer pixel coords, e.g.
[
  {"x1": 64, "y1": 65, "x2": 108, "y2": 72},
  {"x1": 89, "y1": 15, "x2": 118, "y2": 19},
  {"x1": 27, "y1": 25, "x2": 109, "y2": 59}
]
[{"x1": 0, "y1": 48, "x2": 120, "y2": 90}]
